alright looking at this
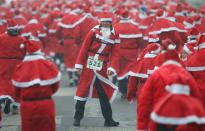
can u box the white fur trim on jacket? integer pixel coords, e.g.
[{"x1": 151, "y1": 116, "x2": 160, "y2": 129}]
[
  {"x1": 151, "y1": 112, "x2": 205, "y2": 125},
  {"x1": 149, "y1": 27, "x2": 187, "y2": 35},
  {"x1": 129, "y1": 71, "x2": 149, "y2": 78},
  {"x1": 96, "y1": 34, "x2": 119, "y2": 44},
  {"x1": 23, "y1": 54, "x2": 45, "y2": 61},
  {"x1": 58, "y1": 15, "x2": 87, "y2": 29},
  {"x1": 186, "y1": 66, "x2": 205, "y2": 71},
  {"x1": 198, "y1": 42, "x2": 205, "y2": 49},
  {"x1": 75, "y1": 64, "x2": 83, "y2": 69},
  {"x1": 165, "y1": 84, "x2": 190, "y2": 95},
  {"x1": 162, "y1": 60, "x2": 182, "y2": 67},
  {"x1": 183, "y1": 45, "x2": 192, "y2": 54},
  {"x1": 12, "y1": 72, "x2": 61, "y2": 88},
  {"x1": 74, "y1": 96, "x2": 88, "y2": 101},
  {"x1": 119, "y1": 34, "x2": 143, "y2": 39}
]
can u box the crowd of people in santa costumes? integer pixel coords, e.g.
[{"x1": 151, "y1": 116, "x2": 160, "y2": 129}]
[{"x1": 0, "y1": 0, "x2": 205, "y2": 130}]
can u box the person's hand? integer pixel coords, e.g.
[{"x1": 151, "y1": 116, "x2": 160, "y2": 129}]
[{"x1": 76, "y1": 68, "x2": 82, "y2": 75}]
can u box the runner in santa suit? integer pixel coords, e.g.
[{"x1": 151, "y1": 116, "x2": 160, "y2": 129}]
[
  {"x1": 12, "y1": 39, "x2": 61, "y2": 131},
  {"x1": 137, "y1": 60, "x2": 201, "y2": 131},
  {"x1": 73, "y1": 16, "x2": 120, "y2": 127},
  {"x1": 58, "y1": 11, "x2": 83, "y2": 87},
  {"x1": 150, "y1": 85, "x2": 205, "y2": 131},
  {"x1": 127, "y1": 42, "x2": 161, "y2": 103},
  {"x1": 0, "y1": 19, "x2": 26, "y2": 115},
  {"x1": 113, "y1": 9, "x2": 144, "y2": 98},
  {"x1": 186, "y1": 35, "x2": 205, "y2": 108}
]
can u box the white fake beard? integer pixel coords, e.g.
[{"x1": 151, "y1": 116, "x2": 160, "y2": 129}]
[{"x1": 100, "y1": 27, "x2": 111, "y2": 38}]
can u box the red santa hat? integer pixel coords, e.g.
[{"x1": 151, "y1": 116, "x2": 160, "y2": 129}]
[
  {"x1": 99, "y1": 13, "x2": 112, "y2": 22},
  {"x1": 196, "y1": 34, "x2": 205, "y2": 50},
  {"x1": 187, "y1": 27, "x2": 200, "y2": 41},
  {"x1": 120, "y1": 9, "x2": 130, "y2": 18},
  {"x1": 161, "y1": 38, "x2": 176, "y2": 50},
  {"x1": 7, "y1": 19, "x2": 19, "y2": 30},
  {"x1": 183, "y1": 18, "x2": 194, "y2": 29}
]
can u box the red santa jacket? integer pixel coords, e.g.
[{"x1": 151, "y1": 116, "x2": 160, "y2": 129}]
[
  {"x1": 137, "y1": 62, "x2": 201, "y2": 130},
  {"x1": 113, "y1": 18, "x2": 144, "y2": 79},
  {"x1": 0, "y1": 33, "x2": 26, "y2": 98},
  {"x1": 75, "y1": 25, "x2": 120, "y2": 70},
  {"x1": 186, "y1": 47, "x2": 205, "y2": 107}
]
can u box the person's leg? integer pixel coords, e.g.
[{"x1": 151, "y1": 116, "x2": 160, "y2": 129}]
[
  {"x1": 94, "y1": 77, "x2": 119, "y2": 126},
  {"x1": 118, "y1": 78, "x2": 128, "y2": 99},
  {"x1": 73, "y1": 100, "x2": 86, "y2": 126}
]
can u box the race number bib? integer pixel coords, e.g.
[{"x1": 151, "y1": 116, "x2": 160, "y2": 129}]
[{"x1": 87, "y1": 56, "x2": 103, "y2": 71}]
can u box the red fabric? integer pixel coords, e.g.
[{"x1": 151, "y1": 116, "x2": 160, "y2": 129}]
[
  {"x1": 75, "y1": 26, "x2": 120, "y2": 101},
  {"x1": 150, "y1": 94, "x2": 205, "y2": 131},
  {"x1": 22, "y1": 22, "x2": 46, "y2": 38},
  {"x1": 12, "y1": 59, "x2": 59, "y2": 84},
  {"x1": 0, "y1": 33, "x2": 26, "y2": 100},
  {"x1": 186, "y1": 48, "x2": 205, "y2": 107},
  {"x1": 21, "y1": 99, "x2": 56, "y2": 131},
  {"x1": 13, "y1": 58, "x2": 59, "y2": 131},
  {"x1": 137, "y1": 64, "x2": 201, "y2": 130},
  {"x1": 59, "y1": 13, "x2": 82, "y2": 70}
]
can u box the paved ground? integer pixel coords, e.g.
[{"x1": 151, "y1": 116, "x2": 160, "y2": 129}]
[{"x1": 1, "y1": 73, "x2": 136, "y2": 131}]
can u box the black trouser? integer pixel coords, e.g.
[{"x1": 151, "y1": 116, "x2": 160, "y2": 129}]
[
  {"x1": 74, "y1": 77, "x2": 113, "y2": 121},
  {"x1": 118, "y1": 78, "x2": 128, "y2": 95},
  {"x1": 157, "y1": 124, "x2": 177, "y2": 131}
]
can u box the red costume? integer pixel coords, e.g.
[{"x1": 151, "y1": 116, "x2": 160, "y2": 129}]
[
  {"x1": 150, "y1": 90, "x2": 205, "y2": 131},
  {"x1": 186, "y1": 35, "x2": 205, "y2": 107},
  {"x1": 74, "y1": 25, "x2": 120, "y2": 102},
  {"x1": 114, "y1": 15, "x2": 144, "y2": 80},
  {"x1": 137, "y1": 61, "x2": 201, "y2": 131},
  {"x1": 12, "y1": 40, "x2": 60, "y2": 131}
]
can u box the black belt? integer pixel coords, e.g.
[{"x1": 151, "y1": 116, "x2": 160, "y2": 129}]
[
  {"x1": 23, "y1": 96, "x2": 51, "y2": 101},
  {"x1": 0, "y1": 56, "x2": 23, "y2": 60},
  {"x1": 89, "y1": 50, "x2": 109, "y2": 56}
]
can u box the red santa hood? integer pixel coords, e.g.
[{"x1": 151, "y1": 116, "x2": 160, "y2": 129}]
[
  {"x1": 187, "y1": 27, "x2": 200, "y2": 42},
  {"x1": 151, "y1": 93, "x2": 205, "y2": 125},
  {"x1": 148, "y1": 18, "x2": 186, "y2": 36},
  {"x1": 12, "y1": 40, "x2": 61, "y2": 88},
  {"x1": 196, "y1": 34, "x2": 205, "y2": 50}
]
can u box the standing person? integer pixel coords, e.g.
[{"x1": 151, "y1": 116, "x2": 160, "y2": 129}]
[
  {"x1": 186, "y1": 34, "x2": 205, "y2": 107},
  {"x1": 0, "y1": 19, "x2": 26, "y2": 114},
  {"x1": 73, "y1": 15, "x2": 120, "y2": 127},
  {"x1": 12, "y1": 39, "x2": 61, "y2": 131},
  {"x1": 113, "y1": 9, "x2": 144, "y2": 98}
]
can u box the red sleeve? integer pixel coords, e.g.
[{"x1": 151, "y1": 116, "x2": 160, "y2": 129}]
[
  {"x1": 75, "y1": 30, "x2": 95, "y2": 69},
  {"x1": 137, "y1": 74, "x2": 155, "y2": 130}
]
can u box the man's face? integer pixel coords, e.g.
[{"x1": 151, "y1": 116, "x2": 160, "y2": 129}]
[{"x1": 101, "y1": 21, "x2": 111, "y2": 28}]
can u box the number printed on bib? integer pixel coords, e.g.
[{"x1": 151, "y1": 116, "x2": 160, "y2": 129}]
[{"x1": 87, "y1": 56, "x2": 103, "y2": 71}]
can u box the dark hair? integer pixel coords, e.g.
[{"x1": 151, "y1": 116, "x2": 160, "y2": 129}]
[{"x1": 7, "y1": 29, "x2": 20, "y2": 36}]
